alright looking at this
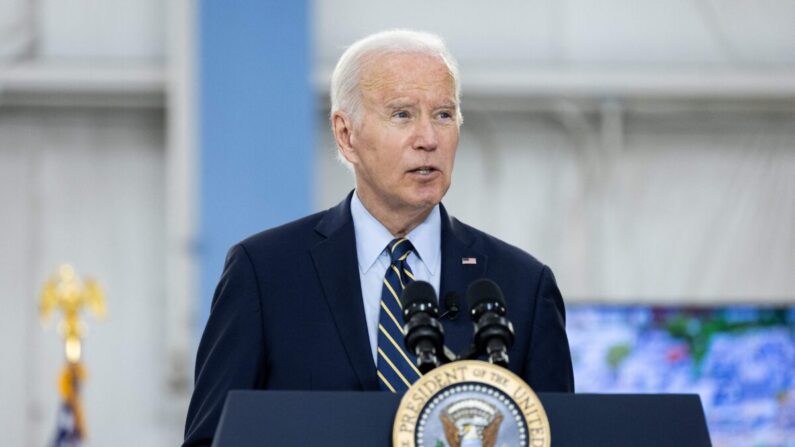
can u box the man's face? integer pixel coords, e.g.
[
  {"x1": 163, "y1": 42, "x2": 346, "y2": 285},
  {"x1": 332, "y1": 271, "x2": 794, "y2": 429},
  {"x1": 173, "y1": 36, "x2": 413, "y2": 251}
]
[{"x1": 343, "y1": 52, "x2": 460, "y2": 217}]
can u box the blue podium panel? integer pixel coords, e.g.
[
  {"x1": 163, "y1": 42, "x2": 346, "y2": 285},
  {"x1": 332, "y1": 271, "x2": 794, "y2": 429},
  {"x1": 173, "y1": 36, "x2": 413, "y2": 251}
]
[
  {"x1": 542, "y1": 393, "x2": 712, "y2": 447},
  {"x1": 213, "y1": 391, "x2": 712, "y2": 447},
  {"x1": 213, "y1": 391, "x2": 401, "y2": 447}
]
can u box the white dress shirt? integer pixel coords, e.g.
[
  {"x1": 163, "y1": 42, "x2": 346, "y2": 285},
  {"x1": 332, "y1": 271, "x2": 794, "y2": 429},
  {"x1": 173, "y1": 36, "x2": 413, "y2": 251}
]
[{"x1": 350, "y1": 191, "x2": 442, "y2": 365}]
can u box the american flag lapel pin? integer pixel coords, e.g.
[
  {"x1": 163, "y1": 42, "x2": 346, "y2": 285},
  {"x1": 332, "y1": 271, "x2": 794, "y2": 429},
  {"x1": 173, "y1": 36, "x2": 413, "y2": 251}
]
[{"x1": 461, "y1": 257, "x2": 477, "y2": 265}]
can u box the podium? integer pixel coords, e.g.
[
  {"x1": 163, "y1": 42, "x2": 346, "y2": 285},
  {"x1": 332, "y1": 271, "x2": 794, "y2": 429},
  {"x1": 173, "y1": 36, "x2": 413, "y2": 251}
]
[{"x1": 212, "y1": 390, "x2": 712, "y2": 446}]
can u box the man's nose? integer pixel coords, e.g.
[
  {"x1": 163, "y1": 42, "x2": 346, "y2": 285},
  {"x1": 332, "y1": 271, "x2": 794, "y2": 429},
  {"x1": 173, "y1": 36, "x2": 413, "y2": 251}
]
[{"x1": 412, "y1": 116, "x2": 438, "y2": 151}]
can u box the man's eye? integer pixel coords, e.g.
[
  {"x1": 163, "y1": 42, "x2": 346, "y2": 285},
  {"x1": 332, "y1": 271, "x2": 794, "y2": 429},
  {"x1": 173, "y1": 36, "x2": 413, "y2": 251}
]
[
  {"x1": 437, "y1": 111, "x2": 454, "y2": 120},
  {"x1": 394, "y1": 111, "x2": 410, "y2": 119}
]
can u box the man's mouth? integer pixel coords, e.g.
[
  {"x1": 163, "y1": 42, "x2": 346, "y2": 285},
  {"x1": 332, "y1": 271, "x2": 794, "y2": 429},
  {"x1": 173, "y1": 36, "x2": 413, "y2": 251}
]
[{"x1": 409, "y1": 166, "x2": 436, "y2": 175}]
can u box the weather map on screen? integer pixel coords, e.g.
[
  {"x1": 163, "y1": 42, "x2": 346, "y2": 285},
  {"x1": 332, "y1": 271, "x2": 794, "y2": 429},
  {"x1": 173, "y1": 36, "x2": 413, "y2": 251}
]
[{"x1": 567, "y1": 305, "x2": 795, "y2": 447}]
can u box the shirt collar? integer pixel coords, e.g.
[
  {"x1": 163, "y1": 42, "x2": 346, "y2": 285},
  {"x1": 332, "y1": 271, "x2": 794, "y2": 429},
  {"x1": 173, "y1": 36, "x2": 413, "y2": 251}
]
[{"x1": 350, "y1": 190, "x2": 441, "y2": 275}]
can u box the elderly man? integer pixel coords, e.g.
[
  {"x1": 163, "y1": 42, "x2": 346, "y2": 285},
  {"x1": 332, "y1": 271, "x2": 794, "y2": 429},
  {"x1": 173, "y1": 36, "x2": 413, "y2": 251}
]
[{"x1": 183, "y1": 30, "x2": 573, "y2": 447}]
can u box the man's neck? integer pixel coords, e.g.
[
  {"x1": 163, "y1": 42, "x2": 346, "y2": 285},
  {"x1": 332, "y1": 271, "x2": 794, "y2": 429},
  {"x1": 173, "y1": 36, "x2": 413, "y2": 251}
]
[{"x1": 355, "y1": 190, "x2": 434, "y2": 238}]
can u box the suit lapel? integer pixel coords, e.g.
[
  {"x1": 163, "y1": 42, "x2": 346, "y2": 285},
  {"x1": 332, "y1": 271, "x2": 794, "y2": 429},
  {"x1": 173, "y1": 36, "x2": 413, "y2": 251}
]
[
  {"x1": 438, "y1": 204, "x2": 487, "y2": 355},
  {"x1": 310, "y1": 193, "x2": 377, "y2": 390}
]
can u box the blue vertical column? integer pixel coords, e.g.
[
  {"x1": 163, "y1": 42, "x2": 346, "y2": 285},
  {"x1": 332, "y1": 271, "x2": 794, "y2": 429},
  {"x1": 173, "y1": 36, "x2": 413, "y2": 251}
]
[{"x1": 198, "y1": 1, "x2": 313, "y2": 327}]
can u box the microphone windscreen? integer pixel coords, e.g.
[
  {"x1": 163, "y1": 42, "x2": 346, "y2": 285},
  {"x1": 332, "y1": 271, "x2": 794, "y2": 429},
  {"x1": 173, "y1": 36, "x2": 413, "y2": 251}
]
[
  {"x1": 465, "y1": 278, "x2": 506, "y2": 309},
  {"x1": 401, "y1": 280, "x2": 438, "y2": 308}
]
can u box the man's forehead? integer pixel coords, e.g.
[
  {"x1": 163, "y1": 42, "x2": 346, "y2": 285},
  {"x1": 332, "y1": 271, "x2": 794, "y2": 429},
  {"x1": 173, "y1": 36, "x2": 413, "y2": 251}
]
[{"x1": 359, "y1": 52, "x2": 455, "y2": 99}]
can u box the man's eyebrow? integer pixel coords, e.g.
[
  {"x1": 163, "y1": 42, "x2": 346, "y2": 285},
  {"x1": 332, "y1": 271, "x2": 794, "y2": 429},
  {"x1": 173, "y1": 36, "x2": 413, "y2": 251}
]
[
  {"x1": 385, "y1": 100, "x2": 416, "y2": 109},
  {"x1": 383, "y1": 100, "x2": 457, "y2": 110}
]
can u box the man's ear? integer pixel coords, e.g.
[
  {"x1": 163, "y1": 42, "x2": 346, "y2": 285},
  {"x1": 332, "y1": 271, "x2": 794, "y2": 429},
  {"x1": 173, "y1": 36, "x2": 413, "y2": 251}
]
[{"x1": 332, "y1": 111, "x2": 359, "y2": 165}]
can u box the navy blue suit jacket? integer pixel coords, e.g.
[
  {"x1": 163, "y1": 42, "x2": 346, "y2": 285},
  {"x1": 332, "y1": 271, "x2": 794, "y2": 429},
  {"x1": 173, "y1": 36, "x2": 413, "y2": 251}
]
[{"x1": 183, "y1": 194, "x2": 574, "y2": 446}]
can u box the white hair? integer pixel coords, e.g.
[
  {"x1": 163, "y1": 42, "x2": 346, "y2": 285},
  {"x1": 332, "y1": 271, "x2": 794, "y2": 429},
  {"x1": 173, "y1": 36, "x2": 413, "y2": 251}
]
[{"x1": 330, "y1": 30, "x2": 463, "y2": 167}]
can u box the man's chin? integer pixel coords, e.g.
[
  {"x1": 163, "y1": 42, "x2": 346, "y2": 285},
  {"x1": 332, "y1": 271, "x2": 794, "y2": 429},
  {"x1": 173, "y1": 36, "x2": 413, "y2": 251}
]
[{"x1": 404, "y1": 193, "x2": 444, "y2": 212}]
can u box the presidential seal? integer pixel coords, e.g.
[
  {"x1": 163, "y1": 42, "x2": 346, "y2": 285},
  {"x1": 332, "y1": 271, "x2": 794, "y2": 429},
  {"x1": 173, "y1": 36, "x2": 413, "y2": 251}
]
[{"x1": 393, "y1": 360, "x2": 550, "y2": 447}]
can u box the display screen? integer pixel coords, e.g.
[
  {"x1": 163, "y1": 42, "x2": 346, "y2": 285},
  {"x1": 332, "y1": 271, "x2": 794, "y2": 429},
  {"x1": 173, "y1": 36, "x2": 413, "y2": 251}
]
[{"x1": 567, "y1": 305, "x2": 795, "y2": 447}]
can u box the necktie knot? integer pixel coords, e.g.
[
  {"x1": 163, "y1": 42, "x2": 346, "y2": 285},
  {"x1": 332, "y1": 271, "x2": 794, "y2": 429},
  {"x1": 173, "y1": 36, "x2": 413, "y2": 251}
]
[{"x1": 388, "y1": 237, "x2": 414, "y2": 264}]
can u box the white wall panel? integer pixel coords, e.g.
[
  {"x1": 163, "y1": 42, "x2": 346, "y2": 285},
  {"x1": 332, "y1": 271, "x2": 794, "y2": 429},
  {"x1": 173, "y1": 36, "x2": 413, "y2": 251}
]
[
  {"x1": 314, "y1": 0, "x2": 795, "y2": 68},
  {"x1": 314, "y1": 0, "x2": 560, "y2": 66},
  {"x1": 39, "y1": 0, "x2": 165, "y2": 60},
  {"x1": 564, "y1": 0, "x2": 726, "y2": 65},
  {"x1": 0, "y1": 107, "x2": 177, "y2": 446},
  {"x1": 0, "y1": 0, "x2": 33, "y2": 59}
]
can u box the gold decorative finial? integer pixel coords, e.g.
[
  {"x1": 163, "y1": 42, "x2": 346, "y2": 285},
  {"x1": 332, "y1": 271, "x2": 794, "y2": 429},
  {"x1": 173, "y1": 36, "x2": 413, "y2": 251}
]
[
  {"x1": 40, "y1": 264, "x2": 106, "y2": 441},
  {"x1": 39, "y1": 264, "x2": 106, "y2": 363}
]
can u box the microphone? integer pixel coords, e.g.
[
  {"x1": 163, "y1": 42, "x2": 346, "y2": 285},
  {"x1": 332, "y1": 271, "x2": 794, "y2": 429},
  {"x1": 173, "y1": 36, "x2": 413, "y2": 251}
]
[
  {"x1": 439, "y1": 292, "x2": 460, "y2": 320},
  {"x1": 401, "y1": 281, "x2": 445, "y2": 373},
  {"x1": 465, "y1": 279, "x2": 515, "y2": 368}
]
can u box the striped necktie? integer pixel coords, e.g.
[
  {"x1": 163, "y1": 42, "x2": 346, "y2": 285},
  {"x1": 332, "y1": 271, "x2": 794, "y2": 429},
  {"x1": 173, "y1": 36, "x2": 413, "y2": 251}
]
[{"x1": 376, "y1": 237, "x2": 422, "y2": 393}]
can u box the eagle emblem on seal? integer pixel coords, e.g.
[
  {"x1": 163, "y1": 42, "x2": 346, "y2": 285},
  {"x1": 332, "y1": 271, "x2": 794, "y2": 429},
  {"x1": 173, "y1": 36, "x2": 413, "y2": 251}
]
[{"x1": 439, "y1": 398, "x2": 504, "y2": 447}]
